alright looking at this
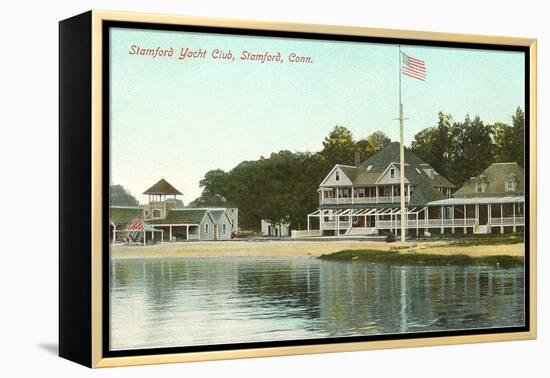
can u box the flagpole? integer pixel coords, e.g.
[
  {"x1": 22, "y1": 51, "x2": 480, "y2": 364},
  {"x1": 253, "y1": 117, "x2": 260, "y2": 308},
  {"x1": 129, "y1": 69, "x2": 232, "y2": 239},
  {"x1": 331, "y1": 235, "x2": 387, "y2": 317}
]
[{"x1": 398, "y1": 45, "x2": 406, "y2": 244}]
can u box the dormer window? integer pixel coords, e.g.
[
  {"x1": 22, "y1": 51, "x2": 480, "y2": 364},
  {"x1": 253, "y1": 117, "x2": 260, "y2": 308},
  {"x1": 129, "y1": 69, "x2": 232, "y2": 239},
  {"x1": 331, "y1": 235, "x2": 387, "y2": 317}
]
[
  {"x1": 507, "y1": 174, "x2": 518, "y2": 192},
  {"x1": 390, "y1": 168, "x2": 396, "y2": 179},
  {"x1": 335, "y1": 171, "x2": 340, "y2": 181},
  {"x1": 152, "y1": 209, "x2": 161, "y2": 218},
  {"x1": 476, "y1": 183, "x2": 484, "y2": 193}
]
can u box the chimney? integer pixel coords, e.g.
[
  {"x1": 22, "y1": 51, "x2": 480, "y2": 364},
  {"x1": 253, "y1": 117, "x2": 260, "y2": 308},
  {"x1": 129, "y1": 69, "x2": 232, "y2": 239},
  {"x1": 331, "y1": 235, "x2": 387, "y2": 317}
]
[{"x1": 354, "y1": 152, "x2": 360, "y2": 167}]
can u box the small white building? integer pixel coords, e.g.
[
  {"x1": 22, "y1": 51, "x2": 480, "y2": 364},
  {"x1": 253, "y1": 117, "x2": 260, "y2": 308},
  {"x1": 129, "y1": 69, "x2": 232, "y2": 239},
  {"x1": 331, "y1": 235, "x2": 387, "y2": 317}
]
[
  {"x1": 261, "y1": 219, "x2": 291, "y2": 237},
  {"x1": 208, "y1": 209, "x2": 234, "y2": 240}
]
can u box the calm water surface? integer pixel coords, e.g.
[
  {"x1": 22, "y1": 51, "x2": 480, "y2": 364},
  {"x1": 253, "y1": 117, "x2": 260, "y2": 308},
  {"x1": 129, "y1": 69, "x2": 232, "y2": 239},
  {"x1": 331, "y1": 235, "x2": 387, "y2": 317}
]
[{"x1": 110, "y1": 256, "x2": 524, "y2": 350}]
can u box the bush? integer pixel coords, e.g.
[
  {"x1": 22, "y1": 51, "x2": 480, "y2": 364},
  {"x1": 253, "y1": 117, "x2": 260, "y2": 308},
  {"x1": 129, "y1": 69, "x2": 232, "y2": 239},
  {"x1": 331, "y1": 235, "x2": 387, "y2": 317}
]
[
  {"x1": 232, "y1": 230, "x2": 257, "y2": 239},
  {"x1": 386, "y1": 233, "x2": 396, "y2": 243}
]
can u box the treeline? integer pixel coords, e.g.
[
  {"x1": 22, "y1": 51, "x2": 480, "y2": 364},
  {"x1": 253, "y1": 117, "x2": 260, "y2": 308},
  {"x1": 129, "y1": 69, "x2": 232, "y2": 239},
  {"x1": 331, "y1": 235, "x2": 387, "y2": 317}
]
[
  {"x1": 411, "y1": 107, "x2": 524, "y2": 186},
  {"x1": 189, "y1": 130, "x2": 391, "y2": 229},
  {"x1": 189, "y1": 107, "x2": 525, "y2": 231}
]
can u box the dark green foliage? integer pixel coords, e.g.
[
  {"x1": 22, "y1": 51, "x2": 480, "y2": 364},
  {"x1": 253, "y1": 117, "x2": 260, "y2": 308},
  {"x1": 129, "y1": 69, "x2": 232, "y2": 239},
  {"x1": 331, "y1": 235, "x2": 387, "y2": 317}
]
[
  {"x1": 191, "y1": 106, "x2": 523, "y2": 231},
  {"x1": 110, "y1": 184, "x2": 140, "y2": 206},
  {"x1": 411, "y1": 108, "x2": 525, "y2": 187},
  {"x1": 319, "y1": 249, "x2": 524, "y2": 268},
  {"x1": 192, "y1": 128, "x2": 391, "y2": 230}
]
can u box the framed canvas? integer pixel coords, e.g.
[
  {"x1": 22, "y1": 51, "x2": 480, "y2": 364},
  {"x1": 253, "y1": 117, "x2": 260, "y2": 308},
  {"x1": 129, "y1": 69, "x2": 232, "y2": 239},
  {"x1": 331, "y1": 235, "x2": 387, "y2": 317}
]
[{"x1": 59, "y1": 10, "x2": 537, "y2": 368}]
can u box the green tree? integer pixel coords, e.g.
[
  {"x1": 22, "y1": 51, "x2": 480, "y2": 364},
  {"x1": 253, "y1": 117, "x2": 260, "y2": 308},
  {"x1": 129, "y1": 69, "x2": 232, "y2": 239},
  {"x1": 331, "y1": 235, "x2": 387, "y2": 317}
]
[
  {"x1": 110, "y1": 184, "x2": 140, "y2": 206},
  {"x1": 511, "y1": 107, "x2": 525, "y2": 166},
  {"x1": 356, "y1": 131, "x2": 391, "y2": 161},
  {"x1": 411, "y1": 112, "x2": 452, "y2": 178},
  {"x1": 320, "y1": 125, "x2": 355, "y2": 166}
]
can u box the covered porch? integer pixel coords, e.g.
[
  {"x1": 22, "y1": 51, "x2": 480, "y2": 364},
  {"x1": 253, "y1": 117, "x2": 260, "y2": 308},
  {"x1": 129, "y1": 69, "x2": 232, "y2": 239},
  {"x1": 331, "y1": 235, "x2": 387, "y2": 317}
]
[
  {"x1": 148, "y1": 223, "x2": 201, "y2": 241},
  {"x1": 427, "y1": 196, "x2": 525, "y2": 234}
]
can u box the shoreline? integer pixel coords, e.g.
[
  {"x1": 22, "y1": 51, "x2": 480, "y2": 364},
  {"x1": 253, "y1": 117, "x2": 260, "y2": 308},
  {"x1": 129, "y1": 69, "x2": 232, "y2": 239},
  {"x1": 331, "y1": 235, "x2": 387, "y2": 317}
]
[{"x1": 110, "y1": 239, "x2": 524, "y2": 260}]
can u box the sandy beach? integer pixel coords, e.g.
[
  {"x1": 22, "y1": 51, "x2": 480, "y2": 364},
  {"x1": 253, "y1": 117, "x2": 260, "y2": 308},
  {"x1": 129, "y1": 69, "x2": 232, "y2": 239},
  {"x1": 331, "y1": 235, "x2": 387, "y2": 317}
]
[{"x1": 110, "y1": 239, "x2": 524, "y2": 259}]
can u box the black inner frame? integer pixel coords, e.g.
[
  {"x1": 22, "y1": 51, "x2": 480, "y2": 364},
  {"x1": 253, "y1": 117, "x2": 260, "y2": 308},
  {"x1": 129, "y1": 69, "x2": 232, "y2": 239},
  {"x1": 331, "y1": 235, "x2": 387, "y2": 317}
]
[{"x1": 102, "y1": 20, "x2": 531, "y2": 358}]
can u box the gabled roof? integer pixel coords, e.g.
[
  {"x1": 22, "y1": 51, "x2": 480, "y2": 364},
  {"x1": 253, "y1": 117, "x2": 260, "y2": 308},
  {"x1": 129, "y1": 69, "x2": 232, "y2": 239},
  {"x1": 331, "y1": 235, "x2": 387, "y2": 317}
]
[
  {"x1": 143, "y1": 178, "x2": 183, "y2": 196},
  {"x1": 208, "y1": 209, "x2": 230, "y2": 224},
  {"x1": 110, "y1": 206, "x2": 144, "y2": 226},
  {"x1": 337, "y1": 165, "x2": 358, "y2": 181},
  {"x1": 151, "y1": 209, "x2": 209, "y2": 225},
  {"x1": 321, "y1": 142, "x2": 455, "y2": 188},
  {"x1": 454, "y1": 162, "x2": 525, "y2": 197}
]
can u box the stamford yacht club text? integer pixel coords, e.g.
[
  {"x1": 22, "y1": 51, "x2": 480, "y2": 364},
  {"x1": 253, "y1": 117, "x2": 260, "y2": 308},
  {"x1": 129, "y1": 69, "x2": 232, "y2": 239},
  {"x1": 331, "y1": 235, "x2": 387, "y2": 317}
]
[{"x1": 128, "y1": 45, "x2": 314, "y2": 64}]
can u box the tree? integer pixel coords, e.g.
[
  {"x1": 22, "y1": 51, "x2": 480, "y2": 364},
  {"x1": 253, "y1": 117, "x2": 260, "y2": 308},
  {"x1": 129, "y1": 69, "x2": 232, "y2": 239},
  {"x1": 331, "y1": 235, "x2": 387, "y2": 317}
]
[
  {"x1": 320, "y1": 125, "x2": 355, "y2": 167},
  {"x1": 411, "y1": 112, "x2": 452, "y2": 178},
  {"x1": 493, "y1": 122, "x2": 515, "y2": 163},
  {"x1": 356, "y1": 131, "x2": 391, "y2": 161},
  {"x1": 110, "y1": 184, "x2": 140, "y2": 206},
  {"x1": 511, "y1": 107, "x2": 525, "y2": 167}
]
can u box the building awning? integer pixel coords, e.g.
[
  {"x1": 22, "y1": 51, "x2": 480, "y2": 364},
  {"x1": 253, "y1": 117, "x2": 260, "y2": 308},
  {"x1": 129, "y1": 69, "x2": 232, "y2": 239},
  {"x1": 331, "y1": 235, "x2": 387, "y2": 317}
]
[
  {"x1": 427, "y1": 196, "x2": 524, "y2": 206},
  {"x1": 308, "y1": 206, "x2": 427, "y2": 217},
  {"x1": 120, "y1": 217, "x2": 162, "y2": 232}
]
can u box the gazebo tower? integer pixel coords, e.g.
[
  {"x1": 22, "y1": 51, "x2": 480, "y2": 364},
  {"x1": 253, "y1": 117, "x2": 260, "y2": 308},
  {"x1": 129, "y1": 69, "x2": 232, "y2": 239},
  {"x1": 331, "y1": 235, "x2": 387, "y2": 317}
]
[{"x1": 143, "y1": 178, "x2": 183, "y2": 220}]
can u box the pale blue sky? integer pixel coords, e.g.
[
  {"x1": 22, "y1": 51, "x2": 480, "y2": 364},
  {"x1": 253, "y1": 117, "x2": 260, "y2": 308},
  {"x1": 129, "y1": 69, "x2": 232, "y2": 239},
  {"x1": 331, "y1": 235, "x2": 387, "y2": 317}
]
[{"x1": 110, "y1": 27, "x2": 525, "y2": 204}]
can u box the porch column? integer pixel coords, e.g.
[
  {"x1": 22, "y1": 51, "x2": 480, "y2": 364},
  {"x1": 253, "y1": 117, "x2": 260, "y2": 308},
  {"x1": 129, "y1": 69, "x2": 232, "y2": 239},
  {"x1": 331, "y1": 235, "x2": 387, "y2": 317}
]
[
  {"x1": 112, "y1": 225, "x2": 116, "y2": 244},
  {"x1": 391, "y1": 186, "x2": 394, "y2": 203},
  {"x1": 144, "y1": 231, "x2": 146, "y2": 246},
  {"x1": 351, "y1": 187, "x2": 354, "y2": 204},
  {"x1": 513, "y1": 203, "x2": 516, "y2": 232},
  {"x1": 451, "y1": 206, "x2": 455, "y2": 234},
  {"x1": 320, "y1": 210, "x2": 324, "y2": 233},
  {"x1": 440, "y1": 205, "x2": 444, "y2": 234},
  {"x1": 161, "y1": 230, "x2": 164, "y2": 244},
  {"x1": 336, "y1": 211, "x2": 340, "y2": 235},
  {"x1": 425, "y1": 207, "x2": 428, "y2": 228},
  {"x1": 364, "y1": 214, "x2": 367, "y2": 231},
  {"x1": 464, "y1": 204, "x2": 467, "y2": 233},
  {"x1": 376, "y1": 186, "x2": 379, "y2": 203},
  {"x1": 416, "y1": 212, "x2": 419, "y2": 236},
  {"x1": 169, "y1": 225, "x2": 173, "y2": 241},
  {"x1": 500, "y1": 203, "x2": 504, "y2": 234},
  {"x1": 336, "y1": 187, "x2": 339, "y2": 204},
  {"x1": 407, "y1": 184, "x2": 411, "y2": 202},
  {"x1": 307, "y1": 214, "x2": 310, "y2": 232},
  {"x1": 186, "y1": 225, "x2": 189, "y2": 241}
]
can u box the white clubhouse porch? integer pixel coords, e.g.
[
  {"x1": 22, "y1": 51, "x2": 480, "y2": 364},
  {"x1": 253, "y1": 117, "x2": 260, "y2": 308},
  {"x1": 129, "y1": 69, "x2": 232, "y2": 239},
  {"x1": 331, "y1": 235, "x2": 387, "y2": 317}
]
[{"x1": 306, "y1": 196, "x2": 524, "y2": 236}]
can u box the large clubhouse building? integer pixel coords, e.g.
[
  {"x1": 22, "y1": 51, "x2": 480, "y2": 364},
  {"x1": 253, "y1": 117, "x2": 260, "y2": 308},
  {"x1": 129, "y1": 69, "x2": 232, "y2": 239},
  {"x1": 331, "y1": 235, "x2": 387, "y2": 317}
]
[
  {"x1": 305, "y1": 142, "x2": 525, "y2": 237},
  {"x1": 110, "y1": 179, "x2": 238, "y2": 243}
]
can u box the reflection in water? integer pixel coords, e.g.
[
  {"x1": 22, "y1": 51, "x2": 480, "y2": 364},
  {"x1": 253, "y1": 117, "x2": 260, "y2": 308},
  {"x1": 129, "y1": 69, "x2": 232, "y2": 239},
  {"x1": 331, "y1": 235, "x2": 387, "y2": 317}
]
[{"x1": 110, "y1": 257, "x2": 524, "y2": 351}]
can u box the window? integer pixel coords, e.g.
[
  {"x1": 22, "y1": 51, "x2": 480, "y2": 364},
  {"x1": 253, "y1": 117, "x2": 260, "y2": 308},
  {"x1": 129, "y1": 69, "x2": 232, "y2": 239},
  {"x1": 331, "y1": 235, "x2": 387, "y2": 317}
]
[
  {"x1": 222, "y1": 224, "x2": 226, "y2": 234},
  {"x1": 390, "y1": 168, "x2": 396, "y2": 179},
  {"x1": 335, "y1": 171, "x2": 340, "y2": 181},
  {"x1": 152, "y1": 209, "x2": 161, "y2": 218},
  {"x1": 205, "y1": 223, "x2": 209, "y2": 234},
  {"x1": 476, "y1": 183, "x2": 483, "y2": 193},
  {"x1": 507, "y1": 178, "x2": 516, "y2": 192}
]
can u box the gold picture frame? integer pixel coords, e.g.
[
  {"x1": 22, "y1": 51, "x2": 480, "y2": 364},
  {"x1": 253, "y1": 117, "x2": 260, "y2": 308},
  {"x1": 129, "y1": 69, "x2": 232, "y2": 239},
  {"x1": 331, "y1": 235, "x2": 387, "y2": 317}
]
[{"x1": 59, "y1": 10, "x2": 537, "y2": 368}]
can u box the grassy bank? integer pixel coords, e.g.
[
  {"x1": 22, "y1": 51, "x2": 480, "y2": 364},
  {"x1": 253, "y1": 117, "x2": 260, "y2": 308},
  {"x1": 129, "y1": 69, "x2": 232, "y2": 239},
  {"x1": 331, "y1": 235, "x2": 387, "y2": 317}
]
[
  {"x1": 318, "y1": 249, "x2": 524, "y2": 268},
  {"x1": 409, "y1": 233, "x2": 524, "y2": 247}
]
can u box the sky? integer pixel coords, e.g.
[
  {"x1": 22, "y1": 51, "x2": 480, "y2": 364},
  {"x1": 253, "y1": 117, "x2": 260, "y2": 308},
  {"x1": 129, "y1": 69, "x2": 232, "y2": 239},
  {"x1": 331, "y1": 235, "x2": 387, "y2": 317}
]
[{"x1": 110, "y1": 27, "x2": 525, "y2": 205}]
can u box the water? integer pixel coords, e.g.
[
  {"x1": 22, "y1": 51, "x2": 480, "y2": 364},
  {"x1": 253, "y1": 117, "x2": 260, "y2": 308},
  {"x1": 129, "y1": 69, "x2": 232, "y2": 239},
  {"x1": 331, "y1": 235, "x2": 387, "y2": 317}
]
[{"x1": 109, "y1": 256, "x2": 525, "y2": 351}]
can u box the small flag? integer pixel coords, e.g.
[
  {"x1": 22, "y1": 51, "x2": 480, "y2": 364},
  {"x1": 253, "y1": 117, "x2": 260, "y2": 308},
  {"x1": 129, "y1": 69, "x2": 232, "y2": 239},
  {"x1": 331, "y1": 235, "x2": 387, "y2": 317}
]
[{"x1": 401, "y1": 52, "x2": 426, "y2": 81}]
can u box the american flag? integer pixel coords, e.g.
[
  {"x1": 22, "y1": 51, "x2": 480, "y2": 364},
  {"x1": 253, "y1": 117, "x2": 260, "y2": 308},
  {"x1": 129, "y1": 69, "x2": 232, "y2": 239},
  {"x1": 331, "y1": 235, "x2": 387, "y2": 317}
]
[{"x1": 401, "y1": 52, "x2": 426, "y2": 81}]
